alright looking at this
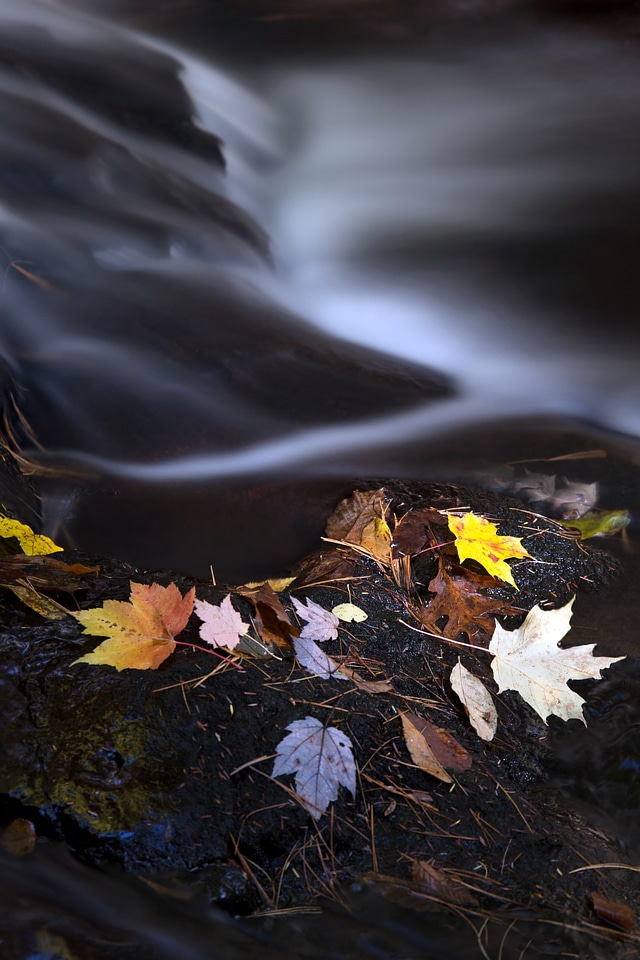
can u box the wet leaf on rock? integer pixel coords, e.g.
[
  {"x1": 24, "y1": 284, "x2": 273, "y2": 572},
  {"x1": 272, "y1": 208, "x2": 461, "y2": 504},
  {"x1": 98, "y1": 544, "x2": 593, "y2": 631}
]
[
  {"x1": 0, "y1": 514, "x2": 63, "y2": 556},
  {"x1": 72, "y1": 581, "x2": 195, "y2": 671},
  {"x1": 400, "y1": 711, "x2": 472, "y2": 783},
  {"x1": 237, "y1": 582, "x2": 298, "y2": 650},
  {"x1": 489, "y1": 597, "x2": 625, "y2": 723},
  {"x1": 450, "y1": 662, "x2": 498, "y2": 742},
  {"x1": 293, "y1": 635, "x2": 350, "y2": 681},
  {"x1": 291, "y1": 596, "x2": 339, "y2": 642},
  {"x1": 272, "y1": 716, "x2": 356, "y2": 819},
  {"x1": 325, "y1": 487, "x2": 388, "y2": 543},
  {"x1": 447, "y1": 512, "x2": 532, "y2": 588},
  {"x1": 415, "y1": 560, "x2": 522, "y2": 644},
  {"x1": 332, "y1": 602, "x2": 368, "y2": 622},
  {"x1": 194, "y1": 594, "x2": 250, "y2": 650}
]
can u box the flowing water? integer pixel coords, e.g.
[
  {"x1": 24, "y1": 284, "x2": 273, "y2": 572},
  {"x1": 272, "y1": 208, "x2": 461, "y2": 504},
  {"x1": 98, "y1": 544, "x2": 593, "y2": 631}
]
[{"x1": 2, "y1": 0, "x2": 640, "y2": 954}]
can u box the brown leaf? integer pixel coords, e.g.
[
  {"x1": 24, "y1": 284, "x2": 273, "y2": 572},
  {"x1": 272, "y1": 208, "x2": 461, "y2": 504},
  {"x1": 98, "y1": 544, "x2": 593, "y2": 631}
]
[
  {"x1": 410, "y1": 860, "x2": 477, "y2": 905},
  {"x1": 391, "y1": 507, "x2": 449, "y2": 559},
  {"x1": 337, "y1": 665, "x2": 395, "y2": 694},
  {"x1": 589, "y1": 891, "x2": 635, "y2": 932},
  {"x1": 0, "y1": 555, "x2": 98, "y2": 591},
  {"x1": 1, "y1": 818, "x2": 36, "y2": 857},
  {"x1": 289, "y1": 548, "x2": 356, "y2": 588},
  {"x1": 325, "y1": 487, "x2": 388, "y2": 543},
  {"x1": 360, "y1": 517, "x2": 392, "y2": 564},
  {"x1": 414, "y1": 560, "x2": 522, "y2": 645},
  {"x1": 3, "y1": 582, "x2": 69, "y2": 620},
  {"x1": 400, "y1": 711, "x2": 472, "y2": 782},
  {"x1": 237, "y1": 582, "x2": 298, "y2": 650}
]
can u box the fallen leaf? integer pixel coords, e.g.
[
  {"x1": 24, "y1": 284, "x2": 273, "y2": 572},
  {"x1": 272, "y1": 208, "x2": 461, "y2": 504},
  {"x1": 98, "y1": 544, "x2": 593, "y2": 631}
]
[
  {"x1": 1, "y1": 818, "x2": 36, "y2": 857},
  {"x1": 289, "y1": 548, "x2": 356, "y2": 589},
  {"x1": 72, "y1": 581, "x2": 195, "y2": 671},
  {"x1": 194, "y1": 594, "x2": 249, "y2": 650},
  {"x1": 0, "y1": 555, "x2": 98, "y2": 590},
  {"x1": 291, "y1": 596, "x2": 339, "y2": 642},
  {"x1": 293, "y1": 635, "x2": 350, "y2": 680},
  {"x1": 242, "y1": 577, "x2": 296, "y2": 591},
  {"x1": 489, "y1": 598, "x2": 625, "y2": 723},
  {"x1": 332, "y1": 602, "x2": 368, "y2": 623},
  {"x1": 0, "y1": 514, "x2": 63, "y2": 556},
  {"x1": 348, "y1": 675, "x2": 395, "y2": 694},
  {"x1": 400, "y1": 711, "x2": 472, "y2": 783},
  {"x1": 325, "y1": 487, "x2": 388, "y2": 543},
  {"x1": 359, "y1": 517, "x2": 392, "y2": 564},
  {"x1": 450, "y1": 662, "x2": 498, "y2": 741},
  {"x1": 391, "y1": 507, "x2": 449, "y2": 559},
  {"x1": 272, "y1": 717, "x2": 356, "y2": 819},
  {"x1": 589, "y1": 891, "x2": 635, "y2": 932},
  {"x1": 237, "y1": 582, "x2": 298, "y2": 650},
  {"x1": 415, "y1": 560, "x2": 522, "y2": 644},
  {"x1": 447, "y1": 512, "x2": 532, "y2": 588},
  {"x1": 410, "y1": 860, "x2": 477, "y2": 905},
  {"x1": 560, "y1": 509, "x2": 630, "y2": 539},
  {"x1": 549, "y1": 480, "x2": 598, "y2": 518},
  {"x1": 3, "y1": 582, "x2": 69, "y2": 620}
]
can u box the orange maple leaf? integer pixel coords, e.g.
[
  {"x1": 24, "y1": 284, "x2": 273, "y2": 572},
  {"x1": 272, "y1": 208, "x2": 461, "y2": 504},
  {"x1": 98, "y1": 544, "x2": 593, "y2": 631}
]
[
  {"x1": 447, "y1": 512, "x2": 532, "y2": 589},
  {"x1": 72, "y1": 581, "x2": 195, "y2": 670}
]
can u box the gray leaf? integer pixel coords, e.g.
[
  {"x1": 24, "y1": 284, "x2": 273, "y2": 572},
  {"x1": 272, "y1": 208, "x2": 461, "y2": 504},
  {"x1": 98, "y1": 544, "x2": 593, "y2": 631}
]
[
  {"x1": 272, "y1": 717, "x2": 356, "y2": 819},
  {"x1": 293, "y1": 635, "x2": 349, "y2": 681}
]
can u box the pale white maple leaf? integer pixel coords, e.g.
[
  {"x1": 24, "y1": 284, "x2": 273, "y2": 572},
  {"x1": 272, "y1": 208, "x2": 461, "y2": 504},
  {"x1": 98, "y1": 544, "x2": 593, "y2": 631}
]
[
  {"x1": 291, "y1": 596, "x2": 339, "y2": 642},
  {"x1": 489, "y1": 597, "x2": 625, "y2": 724},
  {"x1": 450, "y1": 662, "x2": 497, "y2": 742},
  {"x1": 194, "y1": 594, "x2": 249, "y2": 650},
  {"x1": 272, "y1": 716, "x2": 356, "y2": 819},
  {"x1": 293, "y1": 636, "x2": 349, "y2": 681}
]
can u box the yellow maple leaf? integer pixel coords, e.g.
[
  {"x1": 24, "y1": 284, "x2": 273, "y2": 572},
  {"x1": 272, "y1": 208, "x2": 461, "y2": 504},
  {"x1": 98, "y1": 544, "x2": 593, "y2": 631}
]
[
  {"x1": 447, "y1": 512, "x2": 532, "y2": 588},
  {"x1": 0, "y1": 514, "x2": 62, "y2": 556},
  {"x1": 72, "y1": 581, "x2": 195, "y2": 671}
]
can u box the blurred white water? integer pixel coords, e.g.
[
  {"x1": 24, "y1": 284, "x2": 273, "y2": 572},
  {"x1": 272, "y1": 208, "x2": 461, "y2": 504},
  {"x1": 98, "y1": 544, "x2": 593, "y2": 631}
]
[{"x1": 1, "y1": 2, "x2": 640, "y2": 569}]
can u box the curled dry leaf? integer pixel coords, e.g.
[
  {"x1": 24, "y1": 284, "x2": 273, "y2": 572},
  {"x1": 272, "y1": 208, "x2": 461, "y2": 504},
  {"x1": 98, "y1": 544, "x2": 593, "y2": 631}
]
[
  {"x1": 489, "y1": 597, "x2": 625, "y2": 724},
  {"x1": 272, "y1": 717, "x2": 356, "y2": 820},
  {"x1": 291, "y1": 596, "x2": 339, "y2": 642},
  {"x1": 194, "y1": 594, "x2": 249, "y2": 650},
  {"x1": 73, "y1": 581, "x2": 195, "y2": 671},
  {"x1": 400, "y1": 711, "x2": 472, "y2": 783},
  {"x1": 325, "y1": 487, "x2": 388, "y2": 543},
  {"x1": 359, "y1": 517, "x2": 392, "y2": 564},
  {"x1": 237, "y1": 582, "x2": 298, "y2": 650},
  {"x1": 447, "y1": 512, "x2": 532, "y2": 588},
  {"x1": 293, "y1": 635, "x2": 349, "y2": 681},
  {"x1": 242, "y1": 577, "x2": 296, "y2": 592},
  {"x1": 450, "y1": 662, "x2": 498, "y2": 742}
]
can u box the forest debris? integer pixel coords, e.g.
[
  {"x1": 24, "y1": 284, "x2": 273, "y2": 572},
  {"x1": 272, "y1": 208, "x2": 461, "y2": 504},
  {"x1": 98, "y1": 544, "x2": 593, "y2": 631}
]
[
  {"x1": 449, "y1": 662, "x2": 498, "y2": 741},
  {"x1": 194, "y1": 594, "x2": 250, "y2": 650},
  {"x1": 272, "y1": 717, "x2": 356, "y2": 820},
  {"x1": 3, "y1": 582, "x2": 69, "y2": 620},
  {"x1": 400, "y1": 711, "x2": 472, "y2": 783},
  {"x1": 359, "y1": 517, "x2": 392, "y2": 564},
  {"x1": 72, "y1": 581, "x2": 195, "y2": 671},
  {"x1": 410, "y1": 859, "x2": 478, "y2": 905},
  {"x1": 447, "y1": 512, "x2": 532, "y2": 588},
  {"x1": 489, "y1": 597, "x2": 625, "y2": 723}
]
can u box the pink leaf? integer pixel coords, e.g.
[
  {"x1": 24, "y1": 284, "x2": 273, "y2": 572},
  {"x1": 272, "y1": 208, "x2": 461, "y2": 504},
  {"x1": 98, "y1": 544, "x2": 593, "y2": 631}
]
[{"x1": 194, "y1": 594, "x2": 249, "y2": 650}]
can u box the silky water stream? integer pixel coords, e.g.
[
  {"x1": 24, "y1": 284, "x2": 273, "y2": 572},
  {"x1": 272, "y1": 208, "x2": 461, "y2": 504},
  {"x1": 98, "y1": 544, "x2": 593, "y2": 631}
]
[{"x1": 2, "y1": 3, "x2": 640, "y2": 957}]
